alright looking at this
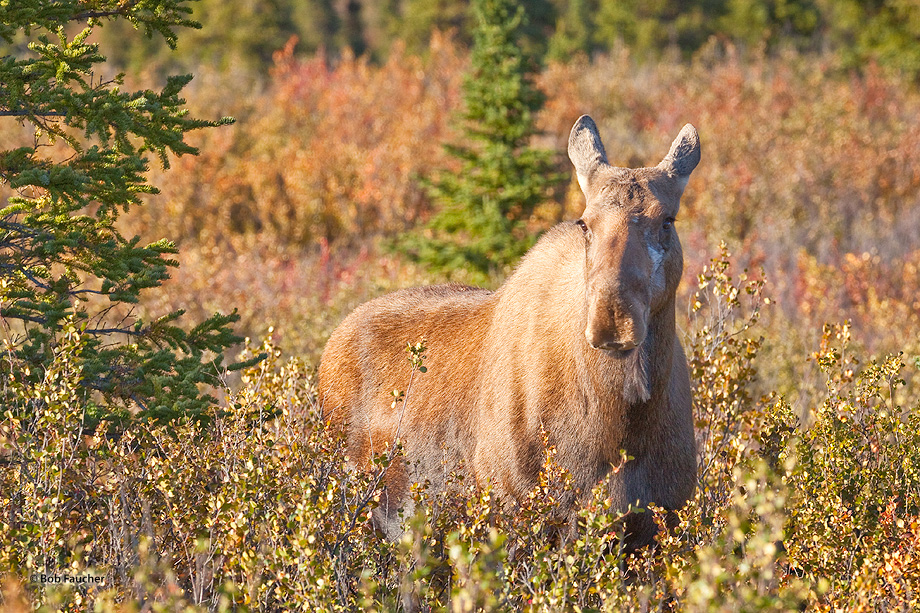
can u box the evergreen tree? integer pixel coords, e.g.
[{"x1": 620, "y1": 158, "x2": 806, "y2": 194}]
[
  {"x1": 341, "y1": 0, "x2": 368, "y2": 56},
  {"x1": 168, "y1": 0, "x2": 305, "y2": 70},
  {"x1": 401, "y1": 0, "x2": 564, "y2": 282},
  {"x1": 292, "y1": 0, "x2": 341, "y2": 54},
  {"x1": 718, "y1": 0, "x2": 819, "y2": 49},
  {"x1": 516, "y1": 0, "x2": 559, "y2": 58},
  {"x1": 96, "y1": 0, "x2": 325, "y2": 74},
  {"x1": 395, "y1": 0, "x2": 473, "y2": 55},
  {"x1": 820, "y1": 0, "x2": 920, "y2": 77},
  {"x1": 593, "y1": 0, "x2": 677, "y2": 56},
  {"x1": 0, "y1": 0, "x2": 256, "y2": 423},
  {"x1": 547, "y1": 0, "x2": 597, "y2": 61}
]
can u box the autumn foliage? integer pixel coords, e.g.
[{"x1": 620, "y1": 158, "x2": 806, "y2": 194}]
[
  {"x1": 109, "y1": 37, "x2": 920, "y2": 370},
  {"x1": 135, "y1": 34, "x2": 466, "y2": 249}
]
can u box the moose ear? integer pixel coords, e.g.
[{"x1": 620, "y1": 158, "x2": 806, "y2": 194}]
[
  {"x1": 568, "y1": 115, "x2": 609, "y2": 195},
  {"x1": 657, "y1": 123, "x2": 700, "y2": 193}
]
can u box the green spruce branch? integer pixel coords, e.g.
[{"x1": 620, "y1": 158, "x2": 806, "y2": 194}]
[{"x1": 0, "y1": 0, "x2": 258, "y2": 424}]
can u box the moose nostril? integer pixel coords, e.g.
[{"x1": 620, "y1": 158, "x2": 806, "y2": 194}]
[{"x1": 587, "y1": 338, "x2": 638, "y2": 352}]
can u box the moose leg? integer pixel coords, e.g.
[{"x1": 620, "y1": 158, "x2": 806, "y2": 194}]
[
  {"x1": 399, "y1": 561, "x2": 422, "y2": 613},
  {"x1": 367, "y1": 460, "x2": 425, "y2": 612}
]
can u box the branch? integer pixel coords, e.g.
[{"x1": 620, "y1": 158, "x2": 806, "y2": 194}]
[
  {"x1": 69, "y1": 288, "x2": 111, "y2": 297},
  {"x1": 0, "y1": 311, "x2": 47, "y2": 326},
  {"x1": 0, "y1": 265, "x2": 54, "y2": 292},
  {"x1": 71, "y1": 0, "x2": 142, "y2": 22},
  {"x1": 71, "y1": 10, "x2": 126, "y2": 19},
  {"x1": 82, "y1": 326, "x2": 146, "y2": 337},
  {"x1": 0, "y1": 220, "x2": 43, "y2": 236},
  {"x1": 0, "y1": 110, "x2": 66, "y2": 117}
]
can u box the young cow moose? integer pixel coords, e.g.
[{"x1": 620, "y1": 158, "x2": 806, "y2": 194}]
[{"x1": 319, "y1": 115, "x2": 700, "y2": 576}]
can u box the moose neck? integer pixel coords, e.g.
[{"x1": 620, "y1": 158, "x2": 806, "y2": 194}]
[{"x1": 498, "y1": 222, "x2": 678, "y2": 416}]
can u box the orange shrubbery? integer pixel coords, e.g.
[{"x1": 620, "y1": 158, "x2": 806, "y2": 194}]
[
  {"x1": 143, "y1": 241, "x2": 415, "y2": 363},
  {"x1": 133, "y1": 33, "x2": 466, "y2": 249},
  {"x1": 796, "y1": 250, "x2": 920, "y2": 354},
  {"x1": 117, "y1": 35, "x2": 469, "y2": 360}
]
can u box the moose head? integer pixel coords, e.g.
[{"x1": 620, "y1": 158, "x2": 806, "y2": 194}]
[{"x1": 568, "y1": 116, "x2": 700, "y2": 356}]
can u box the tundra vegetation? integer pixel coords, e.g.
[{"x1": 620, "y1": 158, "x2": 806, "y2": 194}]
[{"x1": 2, "y1": 0, "x2": 920, "y2": 611}]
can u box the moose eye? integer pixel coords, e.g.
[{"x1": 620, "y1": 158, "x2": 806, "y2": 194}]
[
  {"x1": 575, "y1": 219, "x2": 589, "y2": 234},
  {"x1": 662, "y1": 217, "x2": 675, "y2": 231}
]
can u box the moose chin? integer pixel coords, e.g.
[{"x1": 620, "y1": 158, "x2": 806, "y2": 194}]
[{"x1": 318, "y1": 115, "x2": 700, "y2": 610}]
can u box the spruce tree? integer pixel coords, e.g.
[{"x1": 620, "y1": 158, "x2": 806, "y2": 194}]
[
  {"x1": 292, "y1": 0, "x2": 341, "y2": 55},
  {"x1": 341, "y1": 0, "x2": 368, "y2": 56},
  {"x1": 0, "y1": 0, "x2": 255, "y2": 423},
  {"x1": 547, "y1": 0, "x2": 596, "y2": 62},
  {"x1": 395, "y1": 0, "x2": 473, "y2": 54},
  {"x1": 402, "y1": 0, "x2": 564, "y2": 282}
]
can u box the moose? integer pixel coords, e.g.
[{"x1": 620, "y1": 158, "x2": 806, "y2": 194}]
[{"x1": 318, "y1": 115, "x2": 699, "y2": 564}]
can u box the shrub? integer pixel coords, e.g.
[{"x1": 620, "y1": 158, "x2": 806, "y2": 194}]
[
  {"x1": 786, "y1": 323, "x2": 920, "y2": 609},
  {"x1": 131, "y1": 34, "x2": 466, "y2": 249},
  {"x1": 8, "y1": 247, "x2": 917, "y2": 611}
]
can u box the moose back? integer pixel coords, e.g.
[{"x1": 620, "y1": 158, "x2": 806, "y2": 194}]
[{"x1": 318, "y1": 115, "x2": 700, "y2": 547}]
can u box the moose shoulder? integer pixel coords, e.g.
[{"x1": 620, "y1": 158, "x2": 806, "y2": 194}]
[{"x1": 318, "y1": 115, "x2": 699, "y2": 548}]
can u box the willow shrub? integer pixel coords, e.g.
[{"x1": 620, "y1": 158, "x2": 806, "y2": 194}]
[{"x1": 1, "y1": 249, "x2": 918, "y2": 610}]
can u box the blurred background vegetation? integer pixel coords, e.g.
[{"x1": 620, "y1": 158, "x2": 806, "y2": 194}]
[
  {"x1": 93, "y1": 0, "x2": 920, "y2": 77},
  {"x1": 61, "y1": 0, "x2": 919, "y2": 393}
]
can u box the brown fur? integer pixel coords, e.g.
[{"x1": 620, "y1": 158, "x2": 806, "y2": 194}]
[{"x1": 318, "y1": 116, "x2": 700, "y2": 551}]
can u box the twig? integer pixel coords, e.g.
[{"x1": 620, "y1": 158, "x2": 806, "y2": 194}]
[
  {"x1": 70, "y1": 1, "x2": 143, "y2": 21},
  {"x1": 0, "y1": 110, "x2": 65, "y2": 117}
]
